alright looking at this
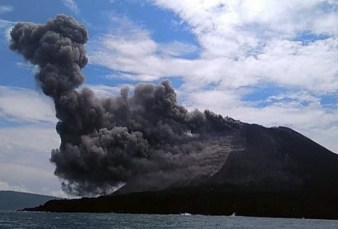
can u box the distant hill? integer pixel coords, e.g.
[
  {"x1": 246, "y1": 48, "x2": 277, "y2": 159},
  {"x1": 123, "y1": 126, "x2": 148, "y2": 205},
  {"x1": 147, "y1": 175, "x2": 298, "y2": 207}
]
[{"x1": 0, "y1": 190, "x2": 59, "y2": 210}]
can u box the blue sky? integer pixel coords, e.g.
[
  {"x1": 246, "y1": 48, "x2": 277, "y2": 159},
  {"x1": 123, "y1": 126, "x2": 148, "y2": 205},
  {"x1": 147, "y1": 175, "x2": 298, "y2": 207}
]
[{"x1": 0, "y1": 0, "x2": 338, "y2": 196}]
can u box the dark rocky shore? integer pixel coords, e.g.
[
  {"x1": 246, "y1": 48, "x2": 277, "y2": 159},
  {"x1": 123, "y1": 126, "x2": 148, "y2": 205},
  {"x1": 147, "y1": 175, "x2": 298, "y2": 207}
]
[{"x1": 24, "y1": 185, "x2": 338, "y2": 219}]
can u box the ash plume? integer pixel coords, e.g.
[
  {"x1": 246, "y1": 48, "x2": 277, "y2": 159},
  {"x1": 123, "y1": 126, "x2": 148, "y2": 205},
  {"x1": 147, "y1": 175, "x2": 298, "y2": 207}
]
[{"x1": 9, "y1": 15, "x2": 241, "y2": 196}]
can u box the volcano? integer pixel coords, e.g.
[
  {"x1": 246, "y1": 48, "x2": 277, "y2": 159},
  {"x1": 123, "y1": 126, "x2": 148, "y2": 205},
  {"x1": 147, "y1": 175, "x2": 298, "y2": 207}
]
[
  {"x1": 24, "y1": 122, "x2": 338, "y2": 219},
  {"x1": 9, "y1": 14, "x2": 338, "y2": 219}
]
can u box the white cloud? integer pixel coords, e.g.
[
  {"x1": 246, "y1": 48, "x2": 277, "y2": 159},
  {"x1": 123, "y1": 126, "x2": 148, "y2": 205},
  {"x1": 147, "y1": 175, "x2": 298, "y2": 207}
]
[
  {"x1": 0, "y1": 162, "x2": 65, "y2": 197},
  {"x1": 90, "y1": 1, "x2": 338, "y2": 91},
  {"x1": 61, "y1": 0, "x2": 79, "y2": 13},
  {"x1": 0, "y1": 180, "x2": 29, "y2": 193},
  {"x1": 0, "y1": 125, "x2": 60, "y2": 163},
  {"x1": 0, "y1": 19, "x2": 11, "y2": 29},
  {"x1": 84, "y1": 84, "x2": 135, "y2": 98},
  {"x1": 90, "y1": 29, "x2": 338, "y2": 92},
  {"x1": 151, "y1": 0, "x2": 338, "y2": 38},
  {"x1": 0, "y1": 5, "x2": 13, "y2": 14},
  {"x1": 0, "y1": 19, "x2": 14, "y2": 41},
  {"x1": 158, "y1": 41, "x2": 199, "y2": 57},
  {"x1": 0, "y1": 124, "x2": 63, "y2": 196},
  {"x1": 252, "y1": 39, "x2": 338, "y2": 92},
  {"x1": 0, "y1": 86, "x2": 56, "y2": 124},
  {"x1": 88, "y1": 15, "x2": 201, "y2": 81},
  {"x1": 0, "y1": 86, "x2": 61, "y2": 195}
]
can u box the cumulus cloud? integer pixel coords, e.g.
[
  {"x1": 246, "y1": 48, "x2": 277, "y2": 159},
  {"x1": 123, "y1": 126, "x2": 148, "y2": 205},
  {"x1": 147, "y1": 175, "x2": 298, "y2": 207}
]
[
  {"x1": 89, "y1": 15, "x2": 200, "y2": 81},
  {"x1": 90, "y1": 1, "x2": 338, "y2": 91}
]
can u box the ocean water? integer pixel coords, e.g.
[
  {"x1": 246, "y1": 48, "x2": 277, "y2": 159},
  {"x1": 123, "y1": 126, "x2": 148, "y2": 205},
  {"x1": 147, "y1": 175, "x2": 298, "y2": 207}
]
[{"x1": 1, "y1": 211, "x2": 338, "y2": 229}]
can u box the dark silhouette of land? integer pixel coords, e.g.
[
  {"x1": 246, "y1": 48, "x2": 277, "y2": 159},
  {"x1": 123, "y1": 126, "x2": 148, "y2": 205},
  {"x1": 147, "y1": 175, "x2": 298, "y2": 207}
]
[
  {"x1": 23, "y1": 123, "x2": 338, "y2": 219},
  {"x1": 0, "y1": 190, "x2": 59, "y2": 210},
  {"x1": 24, "y1": 185, "x2": 338, "y2": 219}
]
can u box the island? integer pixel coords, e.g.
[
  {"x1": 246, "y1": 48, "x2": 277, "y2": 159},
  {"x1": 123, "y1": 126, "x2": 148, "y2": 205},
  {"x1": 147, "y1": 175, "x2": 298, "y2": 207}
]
[{"x1": 23, "y1": 123, "x2": 338, "y2": 219}]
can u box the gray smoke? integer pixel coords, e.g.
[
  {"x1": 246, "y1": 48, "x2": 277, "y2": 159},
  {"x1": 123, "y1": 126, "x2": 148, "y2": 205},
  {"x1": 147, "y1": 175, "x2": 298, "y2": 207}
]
[{"x1": 9, "y1": 15, "x2": 241, "y2": 196}]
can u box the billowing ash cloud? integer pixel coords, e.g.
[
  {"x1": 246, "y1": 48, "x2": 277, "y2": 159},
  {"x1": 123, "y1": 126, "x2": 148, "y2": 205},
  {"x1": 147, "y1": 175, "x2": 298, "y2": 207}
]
[{"x1": 9, "y1": 15, "x2": 241, "y2": 196}]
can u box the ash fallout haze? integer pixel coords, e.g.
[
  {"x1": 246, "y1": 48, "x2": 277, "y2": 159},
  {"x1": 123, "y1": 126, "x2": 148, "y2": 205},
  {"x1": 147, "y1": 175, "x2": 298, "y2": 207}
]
[{"x1": 0, "y1": 0, "x2": 338, "y2": 197}]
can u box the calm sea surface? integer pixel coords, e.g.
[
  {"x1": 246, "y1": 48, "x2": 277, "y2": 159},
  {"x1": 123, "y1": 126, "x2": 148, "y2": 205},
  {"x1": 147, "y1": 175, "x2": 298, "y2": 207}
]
[{"x1": 1, "y1": 211, "x2": 338, "y2": 229}]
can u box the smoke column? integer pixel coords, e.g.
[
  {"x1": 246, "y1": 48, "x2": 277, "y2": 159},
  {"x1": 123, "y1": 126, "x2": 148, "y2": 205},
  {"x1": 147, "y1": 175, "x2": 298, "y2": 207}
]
[{"x1": 9, "y1": 15, "x2": 241, "y2": 196}]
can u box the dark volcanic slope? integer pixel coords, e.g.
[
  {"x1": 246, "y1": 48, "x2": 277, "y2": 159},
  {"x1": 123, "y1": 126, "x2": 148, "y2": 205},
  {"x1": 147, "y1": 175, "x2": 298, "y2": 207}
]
[
  {"x1": 25, "y1": 123, "x2": 338, "y2": 219},
  {"x1": 119, "y1": 123, "x2": 338, "y2": 193},
  {"x1": 211, "y1": 124, "x2": 338, "y2": 192}
]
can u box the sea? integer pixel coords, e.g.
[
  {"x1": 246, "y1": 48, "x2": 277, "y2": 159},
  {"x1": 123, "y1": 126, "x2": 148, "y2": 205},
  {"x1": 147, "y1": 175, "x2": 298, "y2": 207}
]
[{"x1": 1, "y1": 211, "x2": 338, "y2": 229}]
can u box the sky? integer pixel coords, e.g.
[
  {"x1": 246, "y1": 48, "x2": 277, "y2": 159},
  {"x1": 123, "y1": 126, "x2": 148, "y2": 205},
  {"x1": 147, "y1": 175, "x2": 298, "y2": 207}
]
[{"x1": 0, "y1": 0, "x2": 337, "y2": 197}]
